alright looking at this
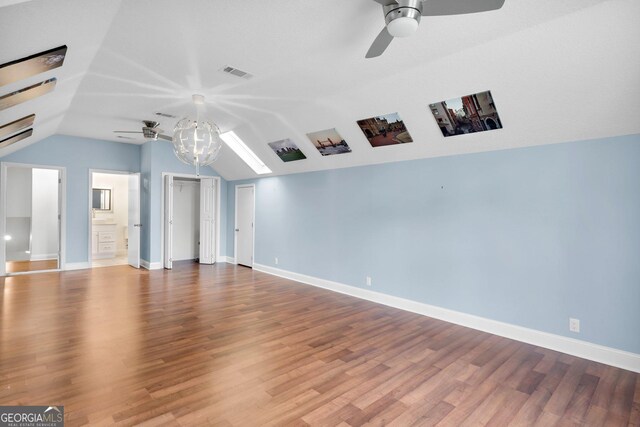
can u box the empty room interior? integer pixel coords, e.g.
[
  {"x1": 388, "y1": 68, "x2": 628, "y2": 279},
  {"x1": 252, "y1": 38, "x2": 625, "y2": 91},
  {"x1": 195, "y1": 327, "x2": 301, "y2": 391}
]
[{"x1": 1, "y1": 0, "x2": 639, "y2": 425}]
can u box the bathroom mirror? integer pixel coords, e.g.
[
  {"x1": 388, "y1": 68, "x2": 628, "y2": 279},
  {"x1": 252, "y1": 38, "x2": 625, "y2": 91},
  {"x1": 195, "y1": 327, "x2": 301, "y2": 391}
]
[{"x1": 92, "y1": 188, "x2": 112, "y2": 211}]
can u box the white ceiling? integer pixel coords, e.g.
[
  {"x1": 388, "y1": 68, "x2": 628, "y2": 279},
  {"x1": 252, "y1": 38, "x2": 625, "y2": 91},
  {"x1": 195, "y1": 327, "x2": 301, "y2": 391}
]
[{"x1": 1, "y1": 0, "x2": 639, "y2": 180}]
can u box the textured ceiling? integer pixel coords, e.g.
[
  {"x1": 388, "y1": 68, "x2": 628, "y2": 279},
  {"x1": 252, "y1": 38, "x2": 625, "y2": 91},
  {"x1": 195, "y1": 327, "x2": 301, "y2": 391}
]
[{"x1": 1, "y1": 0, "x2": 639, "y2": 180}]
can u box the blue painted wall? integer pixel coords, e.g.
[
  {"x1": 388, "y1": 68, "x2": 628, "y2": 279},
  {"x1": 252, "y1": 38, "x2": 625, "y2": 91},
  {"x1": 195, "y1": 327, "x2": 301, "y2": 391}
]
[
  {"x1": 2, "y1": 135, "x2": 140, "y2": 264},
  {"x1": 227, "y1": 134, "x2": 640, "y2": 354}
]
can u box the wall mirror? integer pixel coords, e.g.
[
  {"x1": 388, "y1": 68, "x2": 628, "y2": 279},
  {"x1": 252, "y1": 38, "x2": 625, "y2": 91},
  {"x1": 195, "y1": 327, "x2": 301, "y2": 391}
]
[{"x1": 92, "y1": 188, "x2": 112, "y2": 211}]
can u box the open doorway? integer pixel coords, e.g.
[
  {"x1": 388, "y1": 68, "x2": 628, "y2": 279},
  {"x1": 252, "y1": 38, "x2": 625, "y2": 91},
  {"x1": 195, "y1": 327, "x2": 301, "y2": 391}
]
[
  {"x1": 1, "y1": 163, "x2": 64, "y2": 275},
  {"x1": 89, "y1": 171, "x2": 140, "y2": 268},
  {"x1": 170, "y1": 177, "x2": 200, "y2": 263},
  {"x1": 162, "y1": 174, "x2": 219, "y2": 269}
]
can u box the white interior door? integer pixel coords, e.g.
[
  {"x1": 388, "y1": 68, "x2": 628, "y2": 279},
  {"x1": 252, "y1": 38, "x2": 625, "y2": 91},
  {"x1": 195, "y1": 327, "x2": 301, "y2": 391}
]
[
  {"x1": 57, "y1": 170, "x2": 62, "y2": 267},
  {"x1": 235, "y1": 185, "x2": 254, "y2": 267},
  {"x1": 127, "y1": 173, "x2": 140, "y2": 268},
  {"x1": 199, "y1": 178, "x2": 215, "y2": 264},
  {"x1": 164, "y1": 175, "x2": 173, "y2": 269}
]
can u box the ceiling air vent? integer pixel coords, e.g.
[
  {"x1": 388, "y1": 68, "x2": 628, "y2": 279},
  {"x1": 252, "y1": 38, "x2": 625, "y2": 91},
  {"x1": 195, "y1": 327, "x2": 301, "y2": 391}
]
[{"x1": 221, "y1": 65, "x2": 253, "y2": 80}]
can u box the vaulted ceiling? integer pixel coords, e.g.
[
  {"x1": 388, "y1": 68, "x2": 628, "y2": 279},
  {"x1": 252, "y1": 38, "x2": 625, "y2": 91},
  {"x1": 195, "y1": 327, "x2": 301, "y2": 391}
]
[{"x1": 1, "y1": 0, "x2": 639, "y2": 180}]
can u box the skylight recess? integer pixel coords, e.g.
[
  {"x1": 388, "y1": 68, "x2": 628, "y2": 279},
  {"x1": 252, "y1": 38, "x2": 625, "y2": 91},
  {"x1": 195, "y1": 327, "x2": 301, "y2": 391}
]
[{"x1": 220, "y1": 131, "x2": 272, "y2": 175}]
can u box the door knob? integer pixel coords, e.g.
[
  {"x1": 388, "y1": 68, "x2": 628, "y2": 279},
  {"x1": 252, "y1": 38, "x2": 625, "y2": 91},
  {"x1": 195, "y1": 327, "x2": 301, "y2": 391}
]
[
  {"x1": 235, "y1": 228, "x2": 239, "y2": 232},
  {"x1": 134, "y1": 224, "x2": 143, "y2": 227}
]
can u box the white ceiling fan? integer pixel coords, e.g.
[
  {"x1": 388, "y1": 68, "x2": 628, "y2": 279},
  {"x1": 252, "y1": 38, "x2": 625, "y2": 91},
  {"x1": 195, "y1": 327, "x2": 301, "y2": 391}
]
[{"x1": 366, "y1": 0, "x2": 506, "y2": 58}]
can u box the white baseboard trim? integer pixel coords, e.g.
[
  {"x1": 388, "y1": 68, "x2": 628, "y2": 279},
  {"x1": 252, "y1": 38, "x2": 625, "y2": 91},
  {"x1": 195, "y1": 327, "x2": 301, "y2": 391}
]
[
  {"x1": 140, "y1": 259, "x2": 163, "y2": 270},
  {"x1": 253, "y1": 263, "x2": 640, "y2": 373},
  {"x1": 218, "y1": 256, "x2": 235, "y2": 264},
  {"x1": 65, "y1": 262, "x2": 91, "y2": 271}
]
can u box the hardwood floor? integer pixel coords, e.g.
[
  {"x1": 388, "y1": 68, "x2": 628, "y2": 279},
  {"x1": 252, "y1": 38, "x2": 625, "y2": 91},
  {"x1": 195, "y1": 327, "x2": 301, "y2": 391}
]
[
  {"x1": 0, "y1": 263, "x2": 638, "y2": 426},
  {"x1": 6, "y1": 259, "x2": 58, "y2": 273}
]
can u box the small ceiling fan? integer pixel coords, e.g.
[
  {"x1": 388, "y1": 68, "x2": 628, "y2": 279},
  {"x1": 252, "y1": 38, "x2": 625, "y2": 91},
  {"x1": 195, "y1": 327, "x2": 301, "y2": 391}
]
[
  {"x1": 366, "y1": 0, "x2": 505, "y2": 58},
  {"x1": 113, "y1": 120, "x2": 172, "y2": 141}
]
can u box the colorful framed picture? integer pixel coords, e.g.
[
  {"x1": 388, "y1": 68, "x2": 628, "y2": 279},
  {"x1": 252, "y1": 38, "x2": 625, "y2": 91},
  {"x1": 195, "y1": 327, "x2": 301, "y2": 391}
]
[
  {"x1": 0, "y1": 78, "x2": 57, "y2": 111},
  {"x1": 357, "y1": 112, "x2": 413, "y2": 147},
  {"x1": 306, "y1": 128, "x2": 351, "y2": 156},
  {"x1": 268, "y1": 138, "x2": 306, "y2": 162},
  {"x1": 0, "y1": 45, "x2": 67, "y2": 86},
  {"x1": 0, "y1": 114, "x2": 35, "y2": 139},
  {"x1": 429, "y1": 90, "x2": 502, "y2": 137},
  {"x1": 0, "y1": 128, "x2": 33, "y2": 149}
]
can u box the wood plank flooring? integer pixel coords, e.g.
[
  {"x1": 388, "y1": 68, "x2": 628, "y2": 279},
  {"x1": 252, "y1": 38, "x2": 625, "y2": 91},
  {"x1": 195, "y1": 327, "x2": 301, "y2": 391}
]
[
  {"x1": 6, "y1": 259, "x2": 58, "y2": 273},
  {"x1": 0, "y1": 263, "x2": 638, "y2": 426}
]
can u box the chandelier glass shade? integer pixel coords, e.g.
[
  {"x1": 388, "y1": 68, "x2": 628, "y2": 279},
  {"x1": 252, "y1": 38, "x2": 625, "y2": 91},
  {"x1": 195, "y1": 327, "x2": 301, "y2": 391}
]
[{"x1": 171, "y1": 95, "x2": 223, "y2": 175}]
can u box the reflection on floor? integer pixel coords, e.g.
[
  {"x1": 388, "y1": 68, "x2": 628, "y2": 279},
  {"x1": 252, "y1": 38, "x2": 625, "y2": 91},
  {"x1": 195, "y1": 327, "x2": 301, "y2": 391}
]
[
  {"x1": 6, "y1": 259, "x2": 58, "y2": 273},
  {"x1": 92, "y1": 256, "x2": 128, "y2": 268}
]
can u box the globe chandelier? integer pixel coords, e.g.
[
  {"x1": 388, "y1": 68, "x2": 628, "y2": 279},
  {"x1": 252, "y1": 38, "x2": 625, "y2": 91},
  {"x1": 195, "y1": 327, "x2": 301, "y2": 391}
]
[{"x1": 171, "y1": 94, "x2": 223, "y2": 176}]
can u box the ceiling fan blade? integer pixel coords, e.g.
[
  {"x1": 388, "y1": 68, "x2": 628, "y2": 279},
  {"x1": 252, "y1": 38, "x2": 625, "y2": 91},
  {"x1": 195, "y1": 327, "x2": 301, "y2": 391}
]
[
  {"x1": 372, "y1": 0, "x2": 398, "y2": 5},
  {"x1": 143, "y1": 127, "x2": 165, "y2": 134},
  {"x1": 366, "y1": 27, "x2": 394, "y2": 58},
  {"x1": 114, "y1": 131, "x2": 143, "y2": 134},
  {"x1": 156, "y1": 134, "x2": 173, "y2": 141},
  {"x1": 421, "y1": 0, "x2": 505, "y2": 16}
]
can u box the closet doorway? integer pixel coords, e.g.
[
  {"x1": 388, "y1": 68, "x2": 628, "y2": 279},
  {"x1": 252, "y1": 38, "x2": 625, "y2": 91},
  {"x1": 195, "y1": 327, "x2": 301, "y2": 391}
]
[
  {"x1": 89, "y1": 170, "x2": 140, "y2": 268},
  {"x1": 162, "y1": 174, "x2": 219, "y2": 269},
  {"x1": 0, "y1": 162, "x2": 65, "y2": 276}
]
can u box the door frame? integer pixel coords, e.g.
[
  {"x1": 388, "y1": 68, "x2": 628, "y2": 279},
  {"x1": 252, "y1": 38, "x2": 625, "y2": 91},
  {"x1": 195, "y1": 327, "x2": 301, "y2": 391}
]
[
  {"x1": 88, "y1": 169, "x2": 139, "y2": 268},
  {"x1": 0, "y1": 161, "x2": 67, "y2": 276},
  {"x1": 127, "y1": 173, "x2": 141, "y2": 269},
  {"x1": 234, "y1": 184, "x2": 255, "y2": 267},
  {"x1": 160, "y1": 173, "x2": 221, "y2": 268},
  {"x1": 163, "y1": 175, "x2": 174, "y2": 269}
]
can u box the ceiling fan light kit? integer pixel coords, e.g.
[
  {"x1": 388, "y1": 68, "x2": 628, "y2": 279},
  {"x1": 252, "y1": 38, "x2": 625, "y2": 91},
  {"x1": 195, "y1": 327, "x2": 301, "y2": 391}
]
[
  {"x1": 366, "y1": 0, "x2": 505, "y2": 58},
  {"x1": 384, "y1": 1, "x2": 421, "y2": 37},
  {"x1": 386, "y1": 15, "x2": 419, "y2": 38}
]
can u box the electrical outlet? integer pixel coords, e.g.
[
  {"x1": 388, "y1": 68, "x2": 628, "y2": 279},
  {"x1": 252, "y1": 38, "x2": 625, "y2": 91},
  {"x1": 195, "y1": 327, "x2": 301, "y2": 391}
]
[
  {"x1": 275, "y1": 257, "x2": 278, "y2": 265},
  {"x1": 366, "y1": 276, "x2": 372, "y2": 287},
  {"x1": 569, "y1": 318, "x2": 580, "y2": 333}
]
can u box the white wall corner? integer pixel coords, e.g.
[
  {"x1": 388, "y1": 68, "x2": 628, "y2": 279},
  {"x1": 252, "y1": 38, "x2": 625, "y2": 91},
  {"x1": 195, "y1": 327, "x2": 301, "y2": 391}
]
[
  {"x1": 140, "y1": 259, "x2": 163, "y2": 270},
  {"x1": 217, "y1": 256, "x2": 235, "y2": 264},
  {"x1": 253, "y1": 263, "x2": 640, "y2": 374},
  {"x1": 65, "y1": 262, "x2": 91, "y2": 271}
]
